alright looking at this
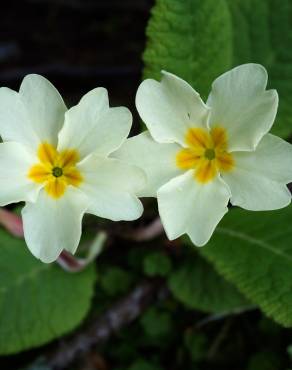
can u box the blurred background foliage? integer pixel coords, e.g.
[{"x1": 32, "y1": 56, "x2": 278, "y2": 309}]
[{"x1": 1, "y1": 0, "x2": 292, "y2": 369}]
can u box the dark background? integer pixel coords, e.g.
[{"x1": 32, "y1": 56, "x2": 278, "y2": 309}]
[{"x1": 0, "y1": 0, "x2": 153, "y2": 132}]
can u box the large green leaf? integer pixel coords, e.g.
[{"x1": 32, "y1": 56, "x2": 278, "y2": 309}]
[
  {"x1": 168, "y1": 252, "x2": 249, "y2": 313},
  {"x1": 197, "y1": 206, "x2": 292, "y2": 327},
  {"x1": 228, "y1": 0, "x2": 292, "y2": 138},
  {"x1": 144, "y1": 0, "x2": 292, "y2": 139},
  {"x1": 0, "y1": 230, "x2": 96, "y2": 355},
  {"x1": 143, "y1": 0, "x2": 233, "y2": 99}
]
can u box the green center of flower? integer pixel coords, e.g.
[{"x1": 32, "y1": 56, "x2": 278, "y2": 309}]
[
  {"x1": 204, "y1": 148, "x2": 216, "y2": 160},
  {"x1": 52, "y1": 167, "x2": 63, "y2": 177}
]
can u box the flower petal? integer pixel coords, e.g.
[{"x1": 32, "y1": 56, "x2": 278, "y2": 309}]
[
  {"x1": 157, "y1": 171, "x2": 230, "y2": 246},
  {"x1": 234, "y1": 134, "x2": 292, "y2": 183},
  {"x1": 0, "y1": 87, "x2": 39, "y2": 147},
  {"x1": 195, "y1": 158, "x2": 218, "y2": 184},
  {"x1": 113, "y1": 131, "x2": 181, "y2": 197},
  {"x1": 45, "y1": 178, "x2": 67, "y2": 199},
  {"x1": 207, "y1": 64, "x2": 278, "y2": 151},
  {"x1": 22, "y1": 187, "x2": 88, "y2": 263},
  {"x1": 20, "y1": 74, "x2": 67, "y2": 147},
  {"x1": 222, "y1": 134, "x2": 292, "y2": 210},
  {"x1": 136, "y1": 71, "x2": 210, "y2": 146},
  {"x1": 0, "y1": 75, "x2": 67, "y2": 149},
  {"x1": 176, "y1": 148, "x2": 202, "y2": 170},
  {"x1": 78, "y1": 155, "x2": 145, "y2": 221},
  {"x1": 0, "y1": 142, "x2": 41, "y2": 205},
  {"x1": 58, "y1": 88, "x2": 132, "y2": 159}
]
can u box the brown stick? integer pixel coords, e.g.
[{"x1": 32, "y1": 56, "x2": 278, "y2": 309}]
[
  {"x1": 0, "y1": 208, "x2": 24, "y2": 237},
  {"x1": 46, "y1": 279, "x2": 166, "y2": 369},
  {"x1": 121, "y1": 217, "x2": 164, "y2": 242}
]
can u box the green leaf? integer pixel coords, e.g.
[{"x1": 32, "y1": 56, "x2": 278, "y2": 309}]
[
  {"x1": 227, "y1": 0, "x2": 292, "y2": 138},
  {"x1": 127, "y1": 360, "x2": 162, "y2": 370},
  {"x1": 143, "y1": 0, "x2": 233, "y2": 99},
  {"x1": 140, "y1": 307, "x2": 173, "y2": 338},
  {"x1": 99, "y1": 267, "x2": 133, "y2": 297},
  {"x1": 143, "y1": 251, "x2": 172, "y2": 277},
  {"x1": 0, "y1": 229, "x2": 96, "y2": 355},
  {"x1": 247, "y1": 351, "x2": 283, "y2": 370},
  {"x1": 168, "y1": 252, "x2": 249, "y2": 313},
  {"x1": 184, "y1": 331, "x2": 207, "y2": 362},
  {"x1": 144, "y1": 0, "x2": 292, "y2": 139},
  {"x1": 198, "y1": 206, "x2": 292, "y2": 327}
]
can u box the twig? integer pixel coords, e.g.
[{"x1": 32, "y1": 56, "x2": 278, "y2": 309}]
[
  {"x1": 195, "y1": 305, "x2": 257, "y2": 328},
  {"x1": 207, "y1": 319, "x2": 232, "y2": 360},
  {"x1": 0, "y1": 208, "x2": 24, "y2": 237},
  {"x1": 46, "y1": 279, "x2": 166, "y2": 369},
  {"x1": 56, "y1": 232, "x2": 107, "y2": 272},
  {"x1": 121, "y1": 217, "x2": 164, "y2": 242}
]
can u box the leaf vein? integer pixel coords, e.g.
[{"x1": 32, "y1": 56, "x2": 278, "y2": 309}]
[{"x1": 216, "y1": 227, "x2": 292, "y2": 263}]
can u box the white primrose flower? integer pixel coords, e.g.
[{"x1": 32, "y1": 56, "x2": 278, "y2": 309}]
[
  {"x1": 115, "y1": 64, "x2": 292, "y2": 246},
  {"x1": 0, "y1": 75, "x2": 146, "y2": 262}
]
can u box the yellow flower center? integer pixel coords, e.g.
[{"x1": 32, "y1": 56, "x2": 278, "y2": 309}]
[
  {"x1": 28, "y1": 142, "x2": 83, "y2": 199},
  {"x1": 176, "y1": 126, "x2": 234, "y2": 183}
]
